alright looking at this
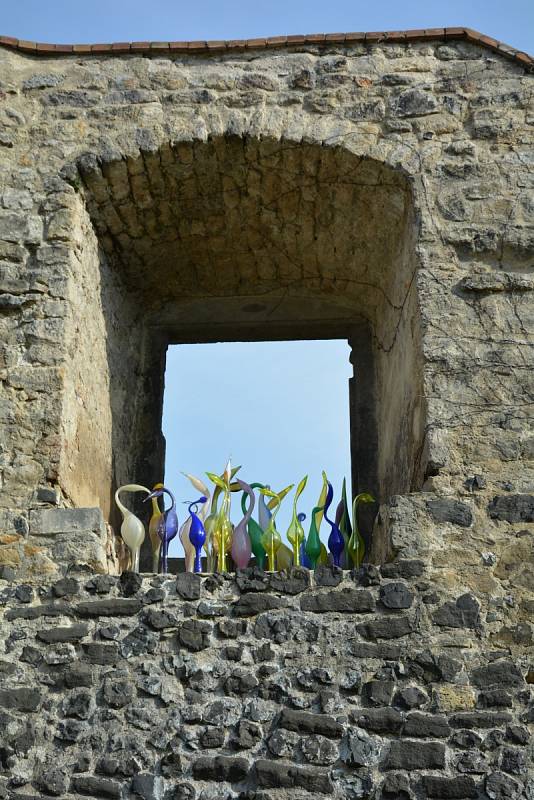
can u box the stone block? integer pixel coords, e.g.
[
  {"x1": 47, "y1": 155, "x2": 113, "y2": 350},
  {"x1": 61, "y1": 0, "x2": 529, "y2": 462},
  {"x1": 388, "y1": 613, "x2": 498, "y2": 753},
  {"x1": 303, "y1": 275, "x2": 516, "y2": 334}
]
[
  {"x1": 379, "y1": 582, "x2": 414, "y2": 609},
  {"x1": 278, "y1": 708, "x2": 344, "y2": 738},
  {"x1": 384, "y1": 740, "x2": 446, "y2": 770},
  {"x1": 426, "y1": 499, "x2": 473, "y2": 527},
  {"x1": 255, "y1": 759, "x2": 333, "y2": 794},
  {"x1": 487, "y1": 495, "x2": 534, "y2": 523},
  {"x1": 30, "y1": 507, "x2": 105, "y2": 536},
  {"x1": 192, "y1": 755, "x2": 249, "y2": 782},
  {"x1": 421, "y1": 775, "x2": 477, "y2": 798},
  {"x1": 29, "y1": 507, "x2": 109, "y2": 573},
  {"x1": 301, "y1": 589, "x2": 375, "y2": 613},
  {"x1": 233, "y1": 593, "x2": 287, "y2": 617},
  {"x1": 76, "y1": 598, "x2": 141, "y2": 617}
]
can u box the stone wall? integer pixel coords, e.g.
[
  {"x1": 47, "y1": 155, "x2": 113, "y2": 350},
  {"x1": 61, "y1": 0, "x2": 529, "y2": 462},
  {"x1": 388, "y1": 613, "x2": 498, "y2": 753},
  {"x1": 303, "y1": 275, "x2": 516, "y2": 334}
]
[
  {"x1": 0, "y1": 564, "x2": 532, "y2": 799},
  {"x1": 0, "y1": 36, "x2": 532, "y2": 586},
  {"x1": 0, "y1": 33, "x2": 533, "y2": 796}
]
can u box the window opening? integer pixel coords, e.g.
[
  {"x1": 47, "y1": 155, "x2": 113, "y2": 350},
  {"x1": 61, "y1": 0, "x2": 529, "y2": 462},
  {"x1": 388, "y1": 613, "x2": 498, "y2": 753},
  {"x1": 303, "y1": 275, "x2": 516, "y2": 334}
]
[{"x1": 162, "y1": 340, "x2": 352, "y2": 560}]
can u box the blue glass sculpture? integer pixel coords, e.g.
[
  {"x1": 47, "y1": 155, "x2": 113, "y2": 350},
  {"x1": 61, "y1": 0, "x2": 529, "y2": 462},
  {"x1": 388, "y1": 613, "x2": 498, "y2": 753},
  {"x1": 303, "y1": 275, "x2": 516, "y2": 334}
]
[
  {"x1": 187, "y1": 495, "x2": 208, "y2": 573},
  {"x1": 324, "y1": 481, "x2": 344, "y2": 567}
]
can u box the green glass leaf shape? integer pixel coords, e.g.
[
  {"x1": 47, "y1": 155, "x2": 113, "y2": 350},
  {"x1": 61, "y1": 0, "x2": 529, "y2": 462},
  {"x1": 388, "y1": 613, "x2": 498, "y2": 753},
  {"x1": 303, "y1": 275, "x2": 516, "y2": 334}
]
[
  {"x1": 206, "y1": 472, "x2": 226, "y2": 490},
  {"x1": 348, "y1": 492, "x2": 376, "y2": 568},
  {"x1": 314, "y1": 471, "x2": 329, "y2": 531},
  {"x1": 267, "y1": 483, "x2": 294, "y2": 510}
]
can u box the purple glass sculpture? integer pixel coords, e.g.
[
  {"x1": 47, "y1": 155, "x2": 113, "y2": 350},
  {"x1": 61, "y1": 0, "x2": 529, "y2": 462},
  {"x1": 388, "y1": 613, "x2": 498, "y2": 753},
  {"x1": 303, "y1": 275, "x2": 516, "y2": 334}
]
[
  {"x1": 231, "y1": 479, "x2": 255, "y2": 569},
  {"x1": 324, "y1": 482, "x2": 344, "y2": 568},
  {"x1": 144, "y1": 486, "x2": 178, "y2": 574},
  {"x1": 187, "y1": 495, "x2": 208, "y2": 574}
]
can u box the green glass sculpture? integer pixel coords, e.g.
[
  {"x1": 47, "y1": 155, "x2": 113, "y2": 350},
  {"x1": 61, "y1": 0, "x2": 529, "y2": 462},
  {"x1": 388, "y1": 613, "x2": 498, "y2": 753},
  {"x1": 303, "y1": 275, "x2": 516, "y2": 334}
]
[
  {"x1": 305, "y1": 504, "x2": 324, "y2": 568},
  {"x1": 338, "y1": 478, "x2": 353, "y2": 569},
  {"x1": 304, "y1": 472, "x2": 328, "y2": 569},
  {"x1": 287, "y1": 475, "x2": 308, "y2": 566},
  {"x1": 348, "y1": 492, "x2": 376, "y2": 568},
  {"x1": 241, "y1": 482, "x2": 267, "y2": 569}
]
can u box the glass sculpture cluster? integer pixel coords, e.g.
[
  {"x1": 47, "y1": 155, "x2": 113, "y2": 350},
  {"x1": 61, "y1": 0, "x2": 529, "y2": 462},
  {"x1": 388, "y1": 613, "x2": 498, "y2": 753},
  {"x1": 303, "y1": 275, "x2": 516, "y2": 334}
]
[{"x1": 114, "y1": 463, "x2": 375, "y2": 575}]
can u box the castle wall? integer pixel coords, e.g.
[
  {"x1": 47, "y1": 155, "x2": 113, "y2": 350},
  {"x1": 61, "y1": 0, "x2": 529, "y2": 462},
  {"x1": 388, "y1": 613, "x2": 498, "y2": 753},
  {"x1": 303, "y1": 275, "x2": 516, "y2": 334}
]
[
  {"x1": 0, "y1": 35, "x2": 532, "y2": 585},
  {"x1": 0, "y1": 35, "x2": 532, "y2": 794},
  {"x1": 0, "y1": 565, "x2": 532, "y2": 798}
]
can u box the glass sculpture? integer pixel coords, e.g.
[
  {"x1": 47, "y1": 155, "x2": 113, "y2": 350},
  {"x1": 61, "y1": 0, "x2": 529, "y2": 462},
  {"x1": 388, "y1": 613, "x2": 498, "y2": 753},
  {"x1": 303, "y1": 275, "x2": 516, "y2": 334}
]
[
  {"x1": 180, "y1": 473, "x2": 210, "y2": 572},
  {"x1": 305, "y1": 504, "x2": 324, "y2": 568},
  {"x1": 287, "y1": 475, "x2": 308, "y2": 566},
  {"x1": 336, "y1": 478, "x2": 353, "y2": 569},
  {"x1": 348, "y1": 492, "x2": 376, "y2": 568},
  {"x1": 304, "y1": 472, "x2": 328, "y2": 568},
  {"x1": 114, "y1": 484, "x2": 150, "y2": 573},
  {"x1": 241, "y1": 483, "x2": 267, "y2": 569},
  {"x1": 206, "y1": 461, "x2": 234, "y2": 573},
  {"x1": 187, "y1": 495, "x2": 208, "y2": 573},
  {"x1": 324, "y1": 481, "x2": 345, "y2": 567},
  {"x1": 260, "y1": 486, "x2": 291, "y2": 571},
  {"x1": 144, "y1": 486, "x2": 178, "y2": 573},
  {"x1": 231, "y1": 479, "x2": 255, "y2": 569},
  {"x1": 148, "y1": 482, "x2": 164, "y2": 573}
]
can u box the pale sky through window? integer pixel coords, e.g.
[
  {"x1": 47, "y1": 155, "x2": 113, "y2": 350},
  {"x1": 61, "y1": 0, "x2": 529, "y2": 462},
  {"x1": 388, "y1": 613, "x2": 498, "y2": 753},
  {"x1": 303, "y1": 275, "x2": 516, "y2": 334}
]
[{"x1": 162, "y1": 340, "x2": 352, "y2": 556}]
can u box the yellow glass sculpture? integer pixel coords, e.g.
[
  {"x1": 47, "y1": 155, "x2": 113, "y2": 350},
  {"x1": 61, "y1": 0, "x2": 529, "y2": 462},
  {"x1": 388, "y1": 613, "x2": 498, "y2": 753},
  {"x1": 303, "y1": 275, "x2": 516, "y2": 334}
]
[
  {"x1": 260, "y1": 485, "x2": 293, "y2": 571},
  {"x1": 276, "y1": 543, "x2": 294, "y2": 571},
  {"x1": 148, "y1": 482, "x2": 164, "y2": 573},
  {"x1": 287, "y1": 475, "x2": 308, "y2": 566},
  {"x1": 206, "y1": 460, "x2": 234, "y2": 573},
  {"x1": 114, "y1": 483, "x2": 150, "y2": 573},
  {"x1": 348, "y1": 492, "x2": 376, "y2": 568},
  {"x1": 204, "y1": 463, "x2": 241, "y2": 571}
]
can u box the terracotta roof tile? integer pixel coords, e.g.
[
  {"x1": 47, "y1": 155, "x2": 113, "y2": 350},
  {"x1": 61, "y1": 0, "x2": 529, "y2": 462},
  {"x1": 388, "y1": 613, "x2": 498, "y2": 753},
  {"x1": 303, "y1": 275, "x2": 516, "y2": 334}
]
[{"x1": 0, "y1": 28, "x2": 530, "y2": 68}]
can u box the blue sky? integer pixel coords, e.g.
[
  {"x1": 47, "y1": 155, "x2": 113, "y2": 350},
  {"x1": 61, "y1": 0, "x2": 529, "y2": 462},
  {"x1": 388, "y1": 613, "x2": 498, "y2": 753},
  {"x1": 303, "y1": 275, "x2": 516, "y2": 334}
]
[
  {"x1": 163, "y1": 341, "x2": 352, "y2": 552},
  {"x1": 2, "y1": 0, "x2": 532, "y2": 53},
  {"x1": 4, "y1": 1, "x2": 530, "y2": 554}
]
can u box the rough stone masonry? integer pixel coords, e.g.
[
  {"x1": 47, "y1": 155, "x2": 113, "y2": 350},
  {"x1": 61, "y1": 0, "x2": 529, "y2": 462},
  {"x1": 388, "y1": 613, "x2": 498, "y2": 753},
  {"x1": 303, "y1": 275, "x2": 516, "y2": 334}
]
[{"x1": 0, "y1": 27, "x2": 533, "y2": 799}]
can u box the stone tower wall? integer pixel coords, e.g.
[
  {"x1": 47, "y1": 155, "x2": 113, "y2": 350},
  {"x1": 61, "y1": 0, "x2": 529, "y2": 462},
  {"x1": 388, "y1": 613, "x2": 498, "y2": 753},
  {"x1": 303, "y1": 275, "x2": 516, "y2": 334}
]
[
  {"x1": 0, "y1": 30, "x2": 532, "y2": 799},
  {"x1": 0, "y1": 565, "x2": 532, "y2": 799},
  {"x1": 0, "y1": 35, "x2": 532, "y2": 590}
]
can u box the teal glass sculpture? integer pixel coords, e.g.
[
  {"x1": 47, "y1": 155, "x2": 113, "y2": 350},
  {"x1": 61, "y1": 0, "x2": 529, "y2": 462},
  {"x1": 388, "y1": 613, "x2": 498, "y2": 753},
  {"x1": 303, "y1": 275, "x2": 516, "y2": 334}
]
[{"x1": 242, "y1": 482, "x2": 267, "y2": 569}]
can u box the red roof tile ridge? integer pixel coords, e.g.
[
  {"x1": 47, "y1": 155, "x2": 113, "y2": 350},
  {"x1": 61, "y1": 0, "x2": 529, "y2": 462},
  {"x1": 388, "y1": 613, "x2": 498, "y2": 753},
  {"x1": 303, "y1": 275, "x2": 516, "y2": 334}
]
[{"x1": 0, "y1": 28, "x2": 531, "y2": 67}]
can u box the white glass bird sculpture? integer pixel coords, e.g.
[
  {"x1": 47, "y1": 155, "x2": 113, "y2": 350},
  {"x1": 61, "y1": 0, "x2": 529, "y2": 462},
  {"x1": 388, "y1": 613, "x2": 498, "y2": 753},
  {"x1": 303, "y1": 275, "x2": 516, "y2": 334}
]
[{"x1": 114, "y1": 483, "x2": 150, "y2": 573}]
